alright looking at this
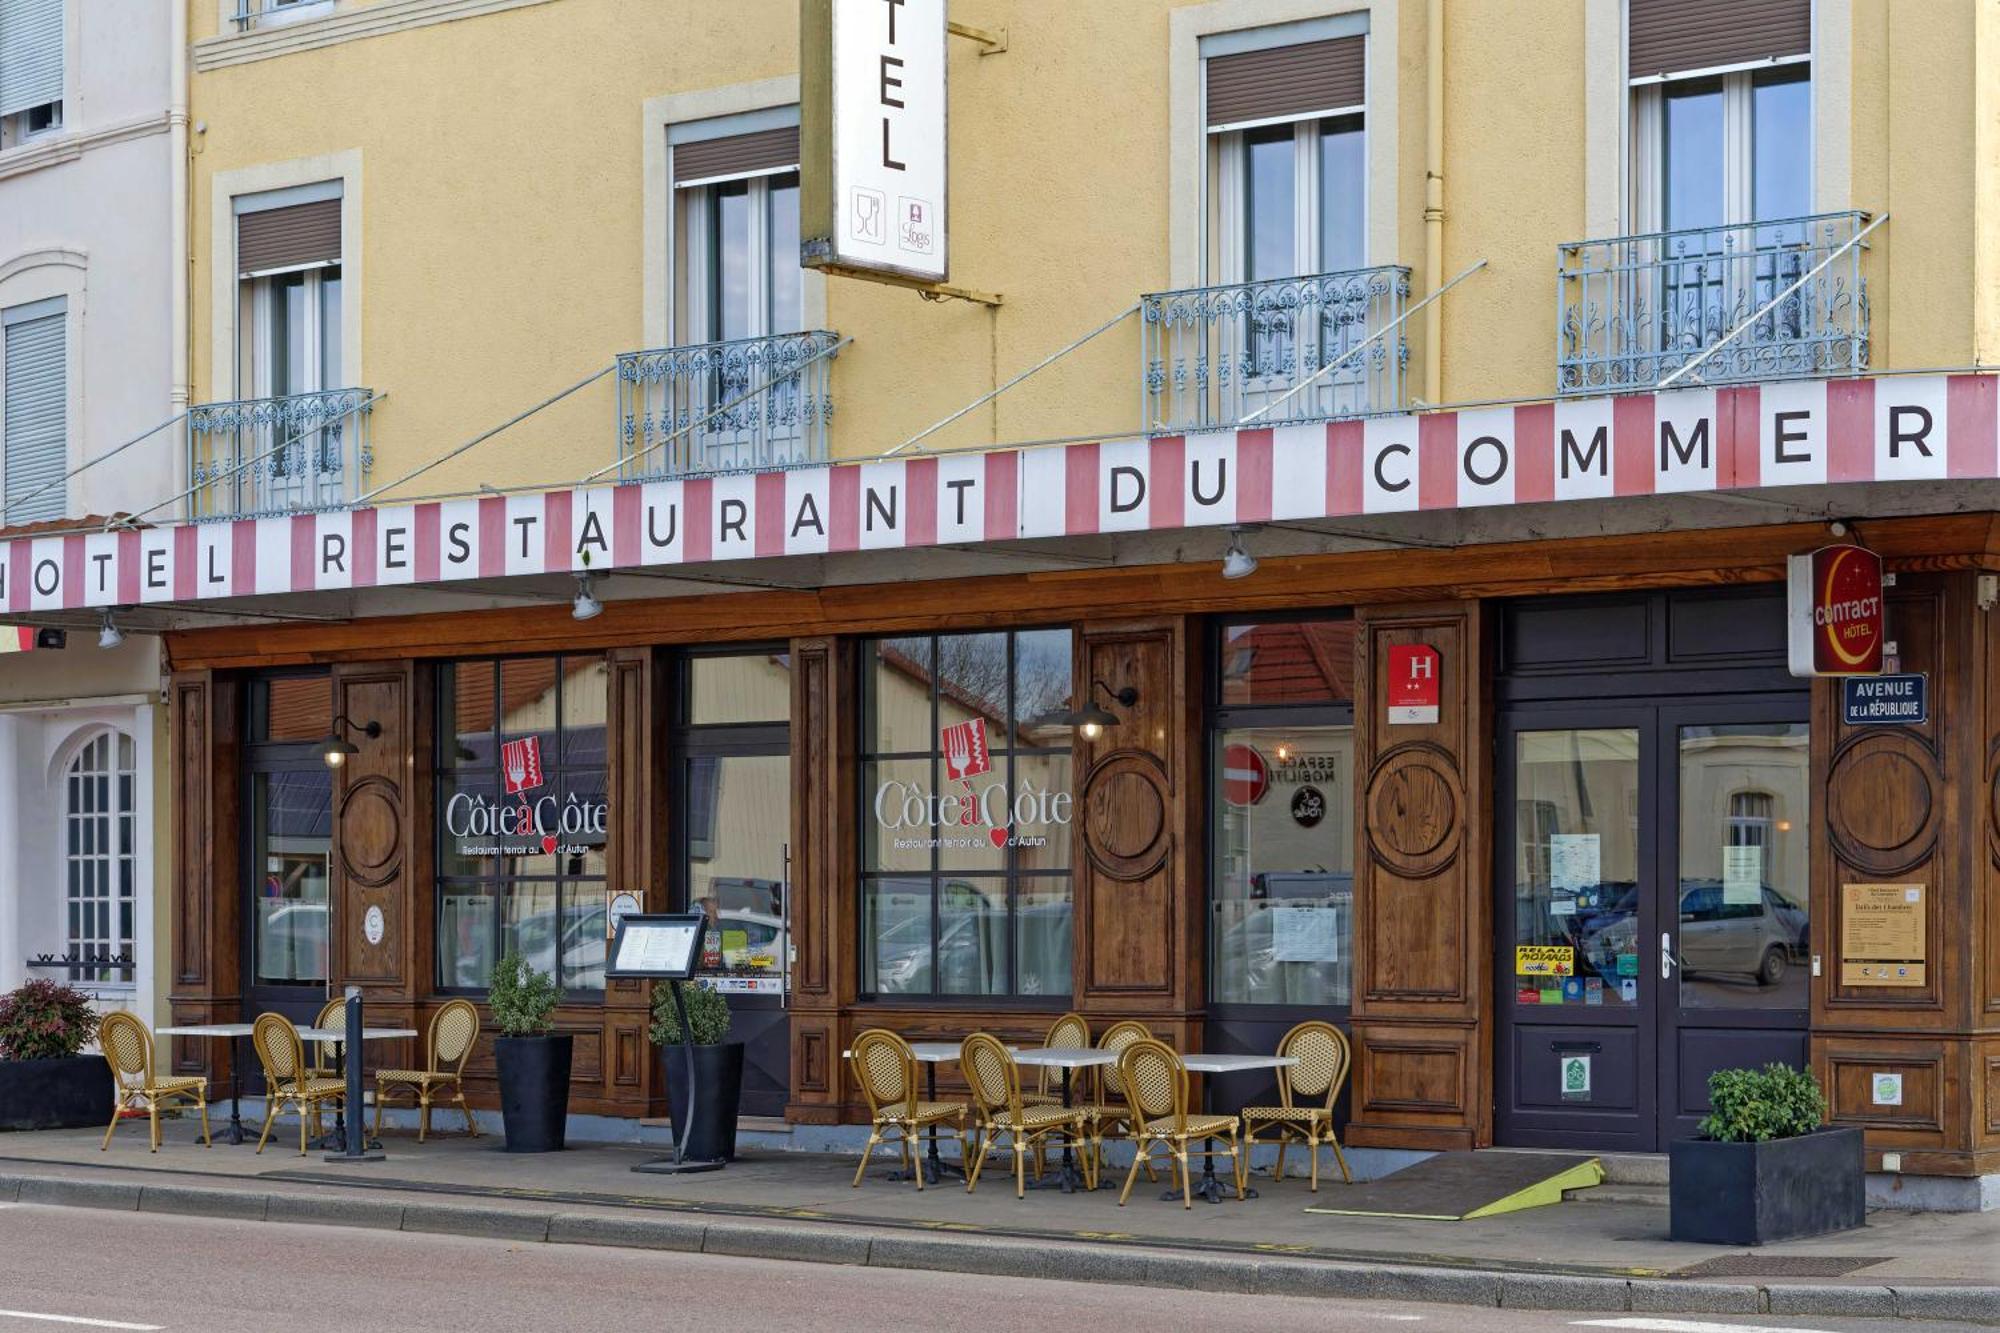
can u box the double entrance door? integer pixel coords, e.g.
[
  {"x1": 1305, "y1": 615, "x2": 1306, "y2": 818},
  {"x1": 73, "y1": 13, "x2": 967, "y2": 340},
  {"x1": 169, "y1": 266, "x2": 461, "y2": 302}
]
[{"x1": 1496, "y1": 697, "x2": 1810, "y2": 1151}]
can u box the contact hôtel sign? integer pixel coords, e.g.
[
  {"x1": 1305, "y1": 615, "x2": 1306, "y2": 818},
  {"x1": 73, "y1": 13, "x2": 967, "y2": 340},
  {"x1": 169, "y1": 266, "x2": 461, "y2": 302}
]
[{"x1": 1787, "y1": 544, "x2": 1885, "y2": 677}]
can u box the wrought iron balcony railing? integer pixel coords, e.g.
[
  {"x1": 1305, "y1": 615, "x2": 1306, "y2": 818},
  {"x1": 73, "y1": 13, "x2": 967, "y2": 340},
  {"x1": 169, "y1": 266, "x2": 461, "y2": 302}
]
[
  {"x1": 617, "y1": 330, "x2": 839, "y2": 480},
  {"x1": 186, "y1": 388, "x2": 376, "y2": 520},
  {"x1": 1557, "y1": 210, "x2": 1870, "y2": 394},
  {"x1": 1142, "y1": 264, "x2": 1411, "y2": 432}
]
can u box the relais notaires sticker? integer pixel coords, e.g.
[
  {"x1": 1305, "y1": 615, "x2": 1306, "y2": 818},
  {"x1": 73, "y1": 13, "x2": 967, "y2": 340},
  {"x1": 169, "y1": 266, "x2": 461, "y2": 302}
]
[{"x1": 1788, "y1": 543, "x2": 1886, "y2": 677}]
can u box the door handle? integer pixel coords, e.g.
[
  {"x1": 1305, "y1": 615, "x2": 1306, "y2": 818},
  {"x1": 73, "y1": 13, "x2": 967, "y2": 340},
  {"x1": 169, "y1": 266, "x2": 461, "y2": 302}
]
[{"x1": 1660, "y1": 931, "x2": 1676, "y2": 979}]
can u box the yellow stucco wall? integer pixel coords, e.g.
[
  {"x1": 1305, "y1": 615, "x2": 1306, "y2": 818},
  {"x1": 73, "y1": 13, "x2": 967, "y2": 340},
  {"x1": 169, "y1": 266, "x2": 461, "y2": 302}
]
[{"x1": 186, "y1": 0, "x2": 1994, "y2": 494}]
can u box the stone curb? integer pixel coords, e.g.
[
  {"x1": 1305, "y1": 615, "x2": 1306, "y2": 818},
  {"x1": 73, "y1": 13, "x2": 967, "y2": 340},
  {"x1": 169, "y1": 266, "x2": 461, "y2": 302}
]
[{"x1": 4, "y1": 1171, "x2": 1996, "y2": 1323}]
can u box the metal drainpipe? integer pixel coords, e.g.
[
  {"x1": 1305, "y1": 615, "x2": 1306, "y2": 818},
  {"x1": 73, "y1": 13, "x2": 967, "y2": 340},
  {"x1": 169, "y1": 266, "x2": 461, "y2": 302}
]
[
  {"x1": 1423, "y1": 0, "x2": 1445, "y2": 405},
  {"x1": 169, "y1": 0, "x2": 189, "y2": 416}
]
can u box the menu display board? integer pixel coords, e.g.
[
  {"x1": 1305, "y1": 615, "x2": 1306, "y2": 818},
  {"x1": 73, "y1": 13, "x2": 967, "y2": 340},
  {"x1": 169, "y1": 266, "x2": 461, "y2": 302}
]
[
  {"x1": 606, "y1": 913, "x2": 706, "y2": 980},
  {"x1": 1840, "y1": 883, "x2": 1926, "y2": 986}
]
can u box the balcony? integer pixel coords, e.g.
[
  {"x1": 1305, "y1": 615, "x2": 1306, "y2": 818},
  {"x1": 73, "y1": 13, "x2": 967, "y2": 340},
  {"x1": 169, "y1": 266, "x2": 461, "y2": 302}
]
[
  {"x1": 186, "y1": 388, "x2": 375, "y2": 520},
  {"x1": 1142, "y1": 265, "x2": 1411, "y2": 433},
  {"x1": 1557, "y1": 210, "x2": 1870, "y2": 395},
  {"x1": 616, "y1": 330, "x2": 839, "y2": 481}
]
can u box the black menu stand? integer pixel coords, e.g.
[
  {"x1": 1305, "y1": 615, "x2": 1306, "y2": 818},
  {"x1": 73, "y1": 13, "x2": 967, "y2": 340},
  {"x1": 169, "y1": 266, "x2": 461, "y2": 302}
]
[{"x1": 607, "y1": 914, "x2": 725, "y2": 1176}]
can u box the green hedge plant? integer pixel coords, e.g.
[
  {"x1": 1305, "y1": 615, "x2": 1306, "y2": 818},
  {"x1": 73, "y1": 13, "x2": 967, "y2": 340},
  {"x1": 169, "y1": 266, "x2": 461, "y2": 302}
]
[
  {"x1": 649, "y1": 980, "x2": 732, "y2": 1046},
  {"x1": 1698, "y1": 1063, "x2": 1827, "y2": 1143},
  {"x1": 488, "y1": 951, "x2": 560, "y2": 1038},
  {"x1": 0, "y1": 980, "x2": 98, "y2": 1061}
]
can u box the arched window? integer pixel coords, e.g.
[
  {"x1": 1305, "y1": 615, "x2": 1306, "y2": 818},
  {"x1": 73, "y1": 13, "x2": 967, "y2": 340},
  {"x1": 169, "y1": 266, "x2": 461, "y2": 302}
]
[{"x1": 66, "y1": 731, "x2": 135, "y2": 982}]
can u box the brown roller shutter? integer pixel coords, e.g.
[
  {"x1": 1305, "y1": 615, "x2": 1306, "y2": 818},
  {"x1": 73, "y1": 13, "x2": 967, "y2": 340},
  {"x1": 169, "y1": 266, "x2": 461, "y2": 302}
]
[
  {"x1": 672, "y1": 126, "x2": 801, "y2": 185},
  {"x1": 236, "y1": 199, "x2": 341, "y2": 277},
  {"x1": 1206, "y1": 35, "x2": 1365, "y2": 130},
  {"x1": 1628, "y1": 0, "x2": 1810, "y2": 81}
]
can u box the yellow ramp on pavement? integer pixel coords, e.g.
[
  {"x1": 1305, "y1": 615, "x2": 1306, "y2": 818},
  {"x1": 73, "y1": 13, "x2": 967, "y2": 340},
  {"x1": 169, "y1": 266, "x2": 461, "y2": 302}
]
[{"x1": 1303, "y1": 1152, "x2": 1603, "y2": 1221}]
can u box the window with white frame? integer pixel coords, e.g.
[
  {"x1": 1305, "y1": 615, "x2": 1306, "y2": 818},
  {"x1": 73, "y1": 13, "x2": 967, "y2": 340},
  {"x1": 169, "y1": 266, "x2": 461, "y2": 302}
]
[
  {"x1": 235, "y1": 184, "x2": 344, "y2": 400},
  {"x1": 671, "y1": 119, "x2": 803, "y2": 346},
  {"x1": 230, "y1": 0, "x2": 333, "y2": 32},
  {"x1": 66, "y1": 731, "x2": 136, "y2": 984},
  {"x1": 0, "y1": 0, "x2": 64, "y2": 150},
  {"x1": 2, "y1": 295, "x2": 66, "y2": 525}
]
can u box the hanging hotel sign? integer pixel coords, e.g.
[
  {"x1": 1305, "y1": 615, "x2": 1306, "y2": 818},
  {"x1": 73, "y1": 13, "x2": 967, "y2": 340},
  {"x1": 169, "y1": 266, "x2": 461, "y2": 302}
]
[
  {"x1": 1787, "y1": 544, "x2": 1885, "y2": 677},
  {"x1": 801, "y1": 0, "x2": 948, "y2": 284},
  {"x1": 5, "y1": 373, "x2": 1999, "y2": 617},
  {"x1": 1840, "y1": 882, "x2": 1926, "y2": 986}
]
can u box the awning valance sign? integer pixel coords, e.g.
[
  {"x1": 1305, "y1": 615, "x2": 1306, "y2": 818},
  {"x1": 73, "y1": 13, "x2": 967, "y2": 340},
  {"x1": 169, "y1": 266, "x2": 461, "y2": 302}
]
[{"x1": 3, "y1": 372, "x2": 1995, "y2": 615}]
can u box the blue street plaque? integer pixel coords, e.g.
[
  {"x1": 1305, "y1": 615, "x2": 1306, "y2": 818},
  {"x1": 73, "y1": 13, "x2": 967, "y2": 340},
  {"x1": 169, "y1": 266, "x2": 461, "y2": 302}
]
[{"x1": 1842, "y1": 673, "x2": 1928, "y2": 726}]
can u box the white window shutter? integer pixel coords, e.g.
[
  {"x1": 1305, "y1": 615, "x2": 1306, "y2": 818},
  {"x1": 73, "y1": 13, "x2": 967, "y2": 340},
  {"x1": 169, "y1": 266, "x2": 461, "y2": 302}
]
[
  {"x1": 4, "y1": 300, "x2": 67, "y2": 524},
  {"x1": 0, "y1": 0, "x2": 65, "y2": 119}
]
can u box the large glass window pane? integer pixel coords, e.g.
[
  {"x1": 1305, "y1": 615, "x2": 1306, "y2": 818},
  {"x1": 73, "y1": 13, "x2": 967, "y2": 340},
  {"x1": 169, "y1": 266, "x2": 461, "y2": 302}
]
[
  {"x1": 1016, "y1": 877, "x2": 1072, "y2": 998},
  {"x1": 1220, "y1": 619, "x2": 1355, "y2": 705},
  {"x1": 251, "y1": 770, "x2": 331, "y2": 986},
  {"x1": 867, "y1": 637, "x2": 935, "y2": 753},
  {"x1": 251, "y1": 676, "x2": 332, "y2": 743},
  {"x1": 1011, "y1": 628, "x2": 1073, "y2": 741},
  {"x1": 1212, "y1": 726, "x2": 1354, "y2": 1006},
  {"x1": 439, "y1": 885, "x2": 496, "y2": 990},
  {"x1": 1244, "y1": 125, "x2": 1297, "y2": 282},
  {"x1": 1662, "y1": 79, "x2": 1724, "y2": 231},
  {"x1": 1751, "y1": 70, "x2": 1811, "y2": 224},
  {"x1": 1677, "y1": 723, "x2": 1809, "y2": 1009},
  {"x1": 766, "y1": 172, "x2": 801, "y2": 335},
  {"x1": 865, "y1": 878, "x2": 932, "y2": 994},
  {"x1": 938, "y1": 878, "x2": 1006, "y2": 996},
  {"x1": 687, "y1": 755, "x2": 790, "y2": 992},
  {"x1": 319, "y1": 267, "x2": 342, "y2": 388},
  {"x1": 711, "y1": 179, "x2": 752, "y2": 342},
  {"x1": 1317, "y1": 115, "x2": 1366, "y2": 273},
  {"x1": 1514, "y1": 729, "x2": 1641, "y2": 1008},
  {"x1": 502, "y1": 882, "x2": 561, "y2": 980},
  {"x1": 689, "y1": 652, "x2": 792, "y2": 725}
]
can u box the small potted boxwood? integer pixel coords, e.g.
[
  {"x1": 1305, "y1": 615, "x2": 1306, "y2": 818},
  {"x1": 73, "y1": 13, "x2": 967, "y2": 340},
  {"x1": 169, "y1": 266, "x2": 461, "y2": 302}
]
[
  {"x1": 650, "y1": 980, "x2": 742, "y2": 1162},
  {"x1": 489, "y1": 952, "x2": 570, "y2": 1153},
  {"x1": 1670, "y1": 1063, "x2": 1863, "y2": 1245},
  {"x1": 0, "y1": 980, "x2": 110, "y2": 1130}
]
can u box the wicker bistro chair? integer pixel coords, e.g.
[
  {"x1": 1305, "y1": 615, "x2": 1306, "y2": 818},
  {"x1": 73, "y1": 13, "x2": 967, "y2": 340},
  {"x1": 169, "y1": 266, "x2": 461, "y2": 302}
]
[
  {"x1": 1116, "y1": 1037, "x2": 1246, "y2": 1208},
  {"x1": 1075, "y1": 1019, "x2": 1158, "y2": 1184},
  {"x1": 959, "y1": 1032, "x2": 1095, "y2": 1199},
  {"x1": 374, "y1": 999, "x2": 481, "y2": 1142},
  {"x1": 251, "y1": 1013, "x2": 346, "y2": 1156},
  {"x1": 1021, "y1": 1011, "x2": 1089, "y2": 1108},
  {"x1": 848, "y1": 1029, "x2": 969, "y2": 1192},
  {"x1": 1241, "y1": 1021, "x2": 1354, "y2": 1190},
  {"x1": 98, "y1": 1012, "x2": 211, "y2": 1152},
  {"x1": 308, "y1": 995, "x2": 349, "y2": 1085}
]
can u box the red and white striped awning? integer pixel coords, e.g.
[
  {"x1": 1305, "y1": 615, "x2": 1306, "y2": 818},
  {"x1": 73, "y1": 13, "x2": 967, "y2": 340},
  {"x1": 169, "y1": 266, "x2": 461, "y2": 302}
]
[{"x1": 2, "y1": 372, "x2": 1992, "y2": 615}]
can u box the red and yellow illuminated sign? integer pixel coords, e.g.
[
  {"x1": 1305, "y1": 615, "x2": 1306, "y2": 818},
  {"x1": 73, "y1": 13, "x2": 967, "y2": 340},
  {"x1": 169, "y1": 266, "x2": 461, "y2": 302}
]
[{"x1": 1788, "y1": 544, "x2": 1884, "y2": 677}]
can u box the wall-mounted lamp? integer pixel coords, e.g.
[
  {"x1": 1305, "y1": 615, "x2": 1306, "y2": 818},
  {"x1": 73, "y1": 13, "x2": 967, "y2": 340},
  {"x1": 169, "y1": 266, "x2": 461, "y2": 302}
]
[
  {"x1": 317, "y1": 715, "x2": 382, "y2": 769},
  {"x1": 572, "y1": 572, "x2": 603, "y2": 621},
  {"x1": 1221, "y1": 526, "x2": 1258, "y2": 580},
  {"x1": 96, "y1": 609, "x2": 124, "y2": 650},
  {"x1": 1037, "y1": 678, "x2": 1140, "y2": 740}
]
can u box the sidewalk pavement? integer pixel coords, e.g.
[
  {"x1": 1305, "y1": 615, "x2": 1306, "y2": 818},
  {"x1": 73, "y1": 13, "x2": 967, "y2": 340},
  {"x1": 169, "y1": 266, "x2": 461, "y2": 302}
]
[{"x1": 1, "y1": 1124, "x2": 1994, "y2": 1323}]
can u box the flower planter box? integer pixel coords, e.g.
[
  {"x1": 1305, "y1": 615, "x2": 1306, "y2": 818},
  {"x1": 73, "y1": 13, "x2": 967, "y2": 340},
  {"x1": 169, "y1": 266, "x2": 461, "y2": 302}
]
[
  {"x1": 662, "y1": 1040, "x2": 744, "y2": 1162},
  {"x1": 494, "y1": 1033, "x2": 573, "y2": 1153},
  {"x1": 1669, "y1": 1125, "x2": 1865, "y2": 1245},
  {"x1": 0, "y1": 1054, "x2": 113, "y2": 1131}
]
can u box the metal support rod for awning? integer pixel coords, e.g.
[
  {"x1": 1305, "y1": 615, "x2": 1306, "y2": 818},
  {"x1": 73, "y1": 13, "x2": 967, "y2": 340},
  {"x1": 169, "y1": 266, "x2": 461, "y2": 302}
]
[
  {"x1": 355, "y1": 369, "x2": 612, "y2": 506},
  {"x1": 886, "y1": 303, "x2": 1141, "y2": 456},
  {"x1": 1656, "y1": 212, "x2": 1888, "y2": 390},
  {"x1": 579, "y1": 335, "x2": 854, "y2": 484},
  {"x1": 113, "y1": 393, "x2": 387, "y2": 530},
  {"x1": 1238, "y1": 260, "x2": 1488, "y2": 426},
  {"x1": 2, "y1": 410, "x2": 188, "y2": 525}
]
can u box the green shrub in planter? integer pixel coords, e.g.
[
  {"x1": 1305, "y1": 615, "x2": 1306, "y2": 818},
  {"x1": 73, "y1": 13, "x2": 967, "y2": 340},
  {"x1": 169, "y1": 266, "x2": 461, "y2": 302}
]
[
  {"x1": 488, "y1": 951, "x2": 560, "y2": 1037},
  {"x1": 0, "y1": 979, "x2": 98, "y2": 1060},
  {"x1": 649, "y1": 980, "x2": 732, "y2": 1045},
  {"x1": 1698, "y1": 1062, "x2": 1826, "y2": 1143}
]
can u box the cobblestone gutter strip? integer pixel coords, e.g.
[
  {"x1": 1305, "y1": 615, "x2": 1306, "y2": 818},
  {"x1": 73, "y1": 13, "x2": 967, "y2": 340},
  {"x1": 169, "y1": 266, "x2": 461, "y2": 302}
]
[{"x1": 2, "y1": 1172, "x2": 1994, "y2": 1323}]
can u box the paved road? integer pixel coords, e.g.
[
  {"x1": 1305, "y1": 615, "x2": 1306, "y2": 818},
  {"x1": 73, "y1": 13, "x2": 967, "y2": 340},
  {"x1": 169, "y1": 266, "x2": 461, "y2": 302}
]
[{"x1": 0, "y1": 1203, "x2": 1980, "y2": 1333}]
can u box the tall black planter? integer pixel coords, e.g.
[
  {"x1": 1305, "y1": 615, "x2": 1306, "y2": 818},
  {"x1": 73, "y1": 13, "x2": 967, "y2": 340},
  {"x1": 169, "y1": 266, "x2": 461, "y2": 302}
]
[
  {"x1": 1669, "y1": 1125, "x2": 1866, "y2": 1245},
  {"x1": 0, "y1": 1054, "x2": 112, "y2": 1130},
  {"x1": 494, "y1": 1033, "x2": 573, "y2": 1153},
  {"x1": 662, "y1": 1041, "x2": 744, "y2": 1162}
]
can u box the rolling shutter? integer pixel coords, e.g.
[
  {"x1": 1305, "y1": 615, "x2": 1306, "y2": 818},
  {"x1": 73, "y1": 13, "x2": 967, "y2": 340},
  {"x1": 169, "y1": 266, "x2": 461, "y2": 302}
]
[
  {"x1": 0, "y1": 0, "x2": 65, "y2": 118},
  {"x1": 237, "y1": 198, "x2": 341, "y2": 277},
  {"x1": 1628, "y1": 0, "x2": 1810, "y2": 82},
  {"x1": 1206, "y1": 35, "x2": 1365, "y2": 131},
  {"x1": 672, "y1": 126, "x2": 800, "y2": 187},
  {"x1": 3, "y1": 299, "x2": 67, "y2": 525}
]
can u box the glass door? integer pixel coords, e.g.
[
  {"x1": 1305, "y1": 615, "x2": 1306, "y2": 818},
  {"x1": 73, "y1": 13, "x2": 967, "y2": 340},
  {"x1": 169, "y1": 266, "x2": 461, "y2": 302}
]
[{"x1": 243, "y1": 674, "x2": 335, "y2": 1029}]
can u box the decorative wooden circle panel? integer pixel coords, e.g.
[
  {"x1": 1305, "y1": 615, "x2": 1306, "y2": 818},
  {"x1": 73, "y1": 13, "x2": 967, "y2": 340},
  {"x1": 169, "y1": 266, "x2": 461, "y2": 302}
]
[
  {"x1": 1365, "y1": 747, "x2": 1460, "y2": 877},
  {"x1": 1827, "y1": 740, "x2": 1936, "y2": 872},
  {"x1": 337, "y1": 775, "x2": 403, "y2": 887},
  {"x1": 1080, "y1": 750, "x2": 1169, "y2": 881}
]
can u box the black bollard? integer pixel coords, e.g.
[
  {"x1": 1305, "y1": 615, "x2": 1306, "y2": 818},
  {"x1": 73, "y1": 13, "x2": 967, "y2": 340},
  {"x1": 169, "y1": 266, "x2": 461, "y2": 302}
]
[{"x1": 325, "y1": 986, "x2": 384, "y2": 1163}]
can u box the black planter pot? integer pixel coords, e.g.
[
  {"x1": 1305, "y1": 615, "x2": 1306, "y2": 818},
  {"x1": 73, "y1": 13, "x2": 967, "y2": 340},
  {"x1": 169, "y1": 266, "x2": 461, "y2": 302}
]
[
  {"x1": 662, "y1": 1040, "x2": 745, "y2": 1162},
  {"x1": 0, "y1": 1054, "x2": 113, "y2": 1130},
  {"x1": 494, "y1": 1033, "x2": 573, "y2": 1153},
  {"x1": 1669, "y1": 1125, "x2": 1866, "y2": 1245}
]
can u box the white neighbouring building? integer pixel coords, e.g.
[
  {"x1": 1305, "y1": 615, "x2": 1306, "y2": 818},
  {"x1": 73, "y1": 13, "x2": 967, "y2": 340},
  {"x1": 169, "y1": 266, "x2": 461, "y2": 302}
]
[{"x1": 0, "y1": 0, "x2": 185, "y2": 1026}]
